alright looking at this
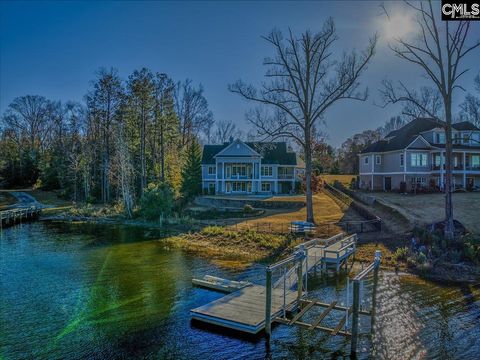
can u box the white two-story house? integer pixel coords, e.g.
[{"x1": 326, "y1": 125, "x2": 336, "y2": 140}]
[
  {"x1": 359, "y1": 118, "x2": 480, "y2": 192},
  {"x1": 201, "y1": 139, "x2": 305, "y2": 195}
]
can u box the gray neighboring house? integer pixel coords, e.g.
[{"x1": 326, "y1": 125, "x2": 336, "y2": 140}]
[
  {"x1": 201, "y1": 139, "x2": 305, "y2": 195},
  {"x1": 359, "y1": 118, "x2": 480, "y2": 192}
]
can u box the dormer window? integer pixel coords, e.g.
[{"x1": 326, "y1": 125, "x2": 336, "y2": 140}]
[{"x1": 436, "y1": 133, "x2": 445, "y2": 144}]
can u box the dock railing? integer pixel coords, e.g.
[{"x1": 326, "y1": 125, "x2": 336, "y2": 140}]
[
  {"x1": 350, "y1": 250, "x2": 381, "y2": 357},
  {"x1": 0, "y1": 206, "x2": 41, "y2": 229}
]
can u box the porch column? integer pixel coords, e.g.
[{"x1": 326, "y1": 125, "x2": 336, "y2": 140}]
[
  {"x1": 463, "y1": 152, "x2": 467, "y2": 189},
  {"x1": 371, "y1": 154, "x2": 374, "y2": 190},
  {"x1": 403, "y1": 150, "x2": 407, "y2": 182}
]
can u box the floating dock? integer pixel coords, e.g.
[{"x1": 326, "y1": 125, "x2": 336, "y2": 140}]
[{"x1": 192, "y1": 275, "x2": 252, "y2": 293}]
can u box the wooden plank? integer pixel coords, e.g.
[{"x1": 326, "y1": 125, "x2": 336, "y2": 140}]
[
  {"x1": 308, "y1": 301, "x2": 337, "y2": 330},
  {"x1": 289, "y1": 300, "x2": 315, "y2": 325},
  {"x1": 274, "y1": 317, "x2": 351, "y2": 337},
  {"x1": 331, "y1": 315, "x2": 347, "y2": 336},
  {"x1": 331, "y1": 307, "x2": 351, "y2": 336}
]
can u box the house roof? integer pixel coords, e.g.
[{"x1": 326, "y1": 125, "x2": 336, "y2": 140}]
[
  {"x1": 202, "y1": 141, "x2": 303, "y2": 166},
  {"x1": 452, "y1": 121, "x2": 480, "y2": 131},
  {"x1": 362, "y1": 118, "x2": 480, "y2": 154}
]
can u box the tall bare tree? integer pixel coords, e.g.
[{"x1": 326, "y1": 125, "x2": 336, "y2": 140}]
[
  {"x1": 127, "y1": 68, "x2": 155, "y2": 196},
  {"x1": 230, "y1": 19, "x2": 376, "y2": 223},
  {"x1": 380, "y1": 1, "x2": 480, "y2": 239},
  {"x1": 211, "y1": 120, "x2": 242, "y2": 143},
  {"x1": 460, "y1": 74, "x2": 480, "y2": 127},
  {"x1": 86, "y1": 68, "x2": 124, "y2": 203},
  {"x1": 175, "y1": 79, "x2": 213, "y2": 148}
]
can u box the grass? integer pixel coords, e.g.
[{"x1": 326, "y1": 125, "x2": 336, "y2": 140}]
[
  {"x1": 237, "y1": 192, "x2": 345, "y2": 226},
  {"x1": 320, "y1": 174, "x2": 355, "y2": 187},
  {"x1": 372, "y1": 192, "x2": 480, "y2": 234},
  {"x1": 0, "y1": 191, "x2": 16, "y2": 210},
  {"x1": 161, "y1": 226, "x2": 293, "y2": 268}
]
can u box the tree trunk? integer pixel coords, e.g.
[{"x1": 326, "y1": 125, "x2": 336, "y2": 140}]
[
  {"x1": 140, "y1": 106, "x2": 147, "y2": 195},
  {"x1": 304, "y1": 129, "x2": 315, "y2": 224},
  {"x1": 444, "y1": 100, "x2": 455, "y2": 240},
  {"x1": 160, "y1": 122, "x2": 165, "y2": 182}
]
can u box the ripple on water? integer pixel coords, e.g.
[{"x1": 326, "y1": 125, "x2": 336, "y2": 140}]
[{"x1": 1, "y1": 223, "x2": 480, "y2": 359}]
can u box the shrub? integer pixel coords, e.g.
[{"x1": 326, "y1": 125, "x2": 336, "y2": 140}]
[
  {"x1": 243, "y1": 204, "x2": 255, "y2": 214},
  {"x1": 200, "y1": 226, "x2": 226, "y2": 237},
  {"x1": 417, "y1": 252, "x2": 427, "y2": 264},
  {"x1": 393, "y1": 247, "x2": 409, "y2": 262},
  {"x1": 139, "y1": 183, "x2": 174, "y2": 220}
]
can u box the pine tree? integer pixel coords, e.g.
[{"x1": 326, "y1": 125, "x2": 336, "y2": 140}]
[{"x1": 180, "y1": 139, "x2": 202, "y2": 200}]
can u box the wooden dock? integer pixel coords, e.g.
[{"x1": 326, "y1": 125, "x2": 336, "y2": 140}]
[
  {"x1": 191, "y1": 285, "x2": 297, "y2": 333},
  {"x1": 0, "y1": 206, "x2": 41, "y2": 229},
  {"x1": 191, "y1": 233, "x2": 358, "y2": 334}
]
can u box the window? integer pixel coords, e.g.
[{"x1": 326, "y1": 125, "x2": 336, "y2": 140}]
[
  {"x1": 232, "y1": 164, "x2": 246, "y2": 176},
  {"x1": 208, "y1": 166, "x2": 216, "y2": 175},
  {"x1": 364, "y1": 157, "x2": 369, "y2": 165},
  {"x1": 411, "y1": 177, "x2": 427, "y2": 186},
  {"x1": 411, "y1": 153, "x2": 428, "y2": 167},
  {"x1": 261, "y1": 182, "x2": 271, "y2": 192},
  {"x1": 261, "y1": 166, "x2": 273, "y2": 177},
  {"x1": 375, "y1": 155, "x2": 381, "y2": 165},
  {"x1": 434, "y1": 154, "x2": 442, "y2": 167},
  {"x1": 453, "y1": 133, "x2": 461, "y2": 144},
  {"x1": 463, "y1": 133, "x2": 470, "y2": 144},
  {"x1": 232, "y1": 182, "x2": 247, "y2": 192},
  {"x1": 400, "y1": 154, "x2": 404, "y2": 167},
  {"x1": 436, "y1": 133, "x2": 445, "y2": 144},
  {"x1": 472, "y1": 155, "x2": 480, "y2": 168}
]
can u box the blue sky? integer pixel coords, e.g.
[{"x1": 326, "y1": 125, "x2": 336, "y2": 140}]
[{"x1": 1, "y1": 1, "x2": 479, "y2": 146}]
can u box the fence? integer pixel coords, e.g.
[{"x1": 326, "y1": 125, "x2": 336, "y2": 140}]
[
  {"x1": 198, "y1": 217, "x2": 380, "y2": 236},
  {"x1": 323, "y1": 183, "x2": 382, "y2": 232}
]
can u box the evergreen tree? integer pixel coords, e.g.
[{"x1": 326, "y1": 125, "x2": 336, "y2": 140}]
[{"x1": 180, "y1": 139, "x2": 202, "y2": 199}]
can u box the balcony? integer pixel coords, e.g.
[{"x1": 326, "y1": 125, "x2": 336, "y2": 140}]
[{"x1": 277, "y1": 174, "x2": 294, "y2": 180}]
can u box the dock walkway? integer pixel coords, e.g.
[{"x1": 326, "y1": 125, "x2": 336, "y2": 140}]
[{"x1": 191, "y1": 233, "x2": 357, "y2": 334}]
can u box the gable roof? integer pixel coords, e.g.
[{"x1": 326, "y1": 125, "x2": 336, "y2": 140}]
[
  {"x1": 202, "y1": 140, "x2": 302, "y2": 166},
  {"x1": 214, "y1": 139, "x2": 260, "y2": 158},
  {"x1": 362, "y1": 118, "x2": 479, "y2": 154},
  {"x1": 363, "y1": 118, "x2": 441, "y2": 153}
]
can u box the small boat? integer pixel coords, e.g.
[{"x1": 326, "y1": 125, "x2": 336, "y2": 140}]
[{"x1": 192, "y1": 275, "x2": 252, "y2": 293}]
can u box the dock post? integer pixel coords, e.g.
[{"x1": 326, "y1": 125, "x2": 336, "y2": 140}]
[
  {"x1": 371, "y1": 250, "x2": 381, "y2": 332},
  {"x1": 350, "y1": 279, "x2": 360, "y2": 357},
  {"x1": 297, "y1": 261, "x2": 303, "y2": 303},
  {"x1": 265, "y1": 266, "x2": 272, "y2": 339}
]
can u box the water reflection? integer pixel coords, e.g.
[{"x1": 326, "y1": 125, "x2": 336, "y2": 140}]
[{"x1": 1, "y1": 222, "x2": 479, "y2": 359}]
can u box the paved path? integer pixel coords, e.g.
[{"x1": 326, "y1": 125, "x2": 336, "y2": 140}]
[{"x1": 6, "y1": 192, "x2": 49, "y2": 209}]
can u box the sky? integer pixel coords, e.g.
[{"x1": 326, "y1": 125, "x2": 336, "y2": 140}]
[{"x1": 1, "y1": 1, "x2": 479, "y2": 147}]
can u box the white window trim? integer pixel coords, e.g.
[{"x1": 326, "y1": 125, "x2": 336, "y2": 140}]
[
  {"x1": 375, "y1": 155, "x2": 382, "y2": 165},
  {"x1": 207, "y1": 165, "x2": 216, "y2": 175},
  {"x1": 364, "y1": 156, "x2": 369, "y2": 165}
]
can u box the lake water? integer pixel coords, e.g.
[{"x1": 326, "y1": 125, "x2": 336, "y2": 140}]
[{"x1": 1, "y1": 222, "x2": 479, "y2": 359}]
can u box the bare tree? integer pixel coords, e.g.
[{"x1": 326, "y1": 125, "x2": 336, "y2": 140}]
[
  {"x1": 211, "y1": 120, "x2": 242, "y2": 143},
  {"x1": 175, "y1": 79, "x2": 213, "y2": 148},
  {"x1": 230, "y1": 20, "x2": 376, "y2": 223},
  {"x1": 459, "y1": 74, "x2": 480, "y2": 126},
  {"x1": 400, "y1": 86, "x2": 443, "y2": 121},
  {"x1": 380, "y1": 1, "x2": 480, "y2": 239},
  {"x1": 115, "y1": 122, "x2": 134, "y2": 218}
]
